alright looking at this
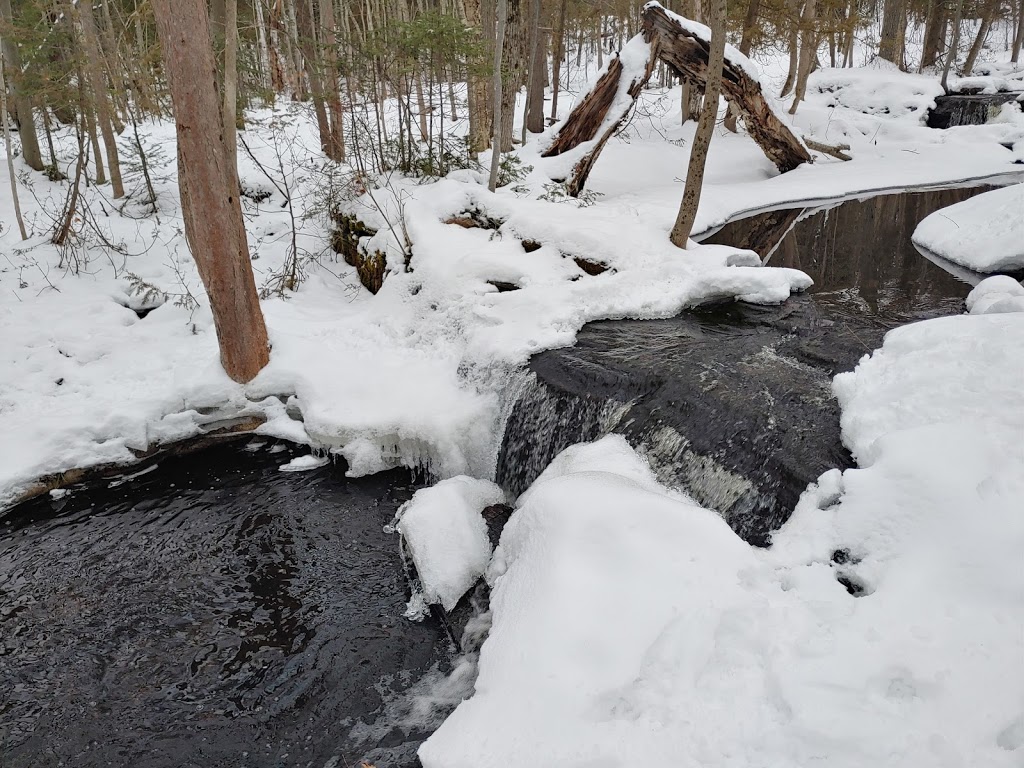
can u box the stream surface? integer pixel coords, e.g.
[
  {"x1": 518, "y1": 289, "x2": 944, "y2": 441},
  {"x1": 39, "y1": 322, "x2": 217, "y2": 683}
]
[
  {"x1": 496, "y1": 185, "x2": 997, "y2": 545},
  {"x1": 0, "y1": 442, "x2": 461, "y2": 768}
]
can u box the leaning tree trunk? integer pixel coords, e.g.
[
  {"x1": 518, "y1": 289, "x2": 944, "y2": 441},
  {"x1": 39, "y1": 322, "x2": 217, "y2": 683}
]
[
  {"x1": 963, "y1": 0, "x2": 996, "y2": 76},
  {"x1": 0, "y1": 40, "x2": 28, "y2": 239},
  {"x1": 151, "y1": 0, "x2": 270, "y2": 383},
  {"x1": 669, "y1": 0, "x2": 726, "y2": 247},
  {"x1": 725, "y1": 0, "x2": 760, "y2": 131}
]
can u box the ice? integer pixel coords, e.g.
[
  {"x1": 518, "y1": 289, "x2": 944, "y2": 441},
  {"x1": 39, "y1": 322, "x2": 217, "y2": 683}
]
[
  {"x1": 912, "y1": 183, "x2": 1024, "y2": 272},
  {"x1": 397, "y1": 476, "x2": 505, "y2": 611},
  {"x1": 278, "y1": 454, "x2": 330, "y2": 472}
]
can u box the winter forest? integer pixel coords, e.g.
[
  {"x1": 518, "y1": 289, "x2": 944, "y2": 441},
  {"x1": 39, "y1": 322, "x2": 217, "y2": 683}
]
[{"x1": 1, "y1": 0, "x2": 1023, "y2": 764}]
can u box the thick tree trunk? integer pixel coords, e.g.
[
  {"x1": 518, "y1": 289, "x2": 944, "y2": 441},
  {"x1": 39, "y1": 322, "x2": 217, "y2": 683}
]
[
  {"x1": 464, "y1": 0, "x2": 491, "y2": 155},
  {"x1": 1013, "y1": 0, "x2": 1024, "y2": 64},
  {"x1": 878, "y1": 0, "x2": 907, "y2": 67},
  {"x1": 151, "y1": 0, "x2": 270, "y2": 383},
  {"x1": 669, "y1": 0, "x2": 726, "y2": 247},
  {"x1": 498, "y1": 0, "x2": 526, "y2": 151},
  {"x1": 0, "y1": 0, "x2": 43, "y2": 171},
  {"x1": 319, "y1": 0, "x2": 345, "y2": 161},
  {"x1": 963, "y1": 0, "x2": 996, "y2": 76},
  {"x1": 294, "y1": 0, "x2": 332, "y2": 154},
  {"x1": 920, "y1": 0, "x2": 947, "y2": 71},
  {"x1": 525, "y1": 0, "x2": 545, "y2": 135}
]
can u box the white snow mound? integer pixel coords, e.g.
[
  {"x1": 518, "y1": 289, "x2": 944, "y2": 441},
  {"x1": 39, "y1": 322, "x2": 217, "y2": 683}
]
[
  {"x1": 912, "y1": 183, "x2": 1024, "y2": 272},
  {"x1": 966, "y1": 275, "x2": 1024, "y2": 315},
  {"x1": 397, "y1": 476, "x2": 505, "y2": 611}
]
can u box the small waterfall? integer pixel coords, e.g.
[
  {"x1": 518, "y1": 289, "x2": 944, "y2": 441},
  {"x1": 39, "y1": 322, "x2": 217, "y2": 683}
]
[{"x1": 927, "y1": 93, "x2": 1021, "y2": 129}]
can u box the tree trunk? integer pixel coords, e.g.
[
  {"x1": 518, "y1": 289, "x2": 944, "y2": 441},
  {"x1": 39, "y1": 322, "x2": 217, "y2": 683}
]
[
  {"x1": 878, "y1": 0, "x2": 906, "y2": 67},
  {"x1": 920, "y1": 0, "x2": 947, "y2": 71},
  {"x1": 725, "y1": 0, "x2": 759, "y2": 131},
  {"x1": 319, "y1": 0, "x2": 345, "y2": 161},
  {"x1": 0, "y1": 0, "x2": 43, "y2": 171},
  {"x1": 941, "y1": 0, "x2": 964, "y2": 92},
  {"x1": 789, "y1": 0, "x2": 817, "y2": 114},
  {"x1": 0, "y1": 40, "x2": 28, "y2": 239},
  {"x1": 780, "y1": 0, "x2": 801, "y2": 96},
  {"x1": 222, "y1": 0, "x2": 239, "y2": 165},
  {"x1": 294, "y1": 0, "x2": 332, "y2": 154},
  {"x1": 963, "y1": 0, "x2": 996, "y2": 76},
  {"x1": 498, "y1": 0, "x2": 526, "y2": 151},
  {"x1": 488, "y1": 0, "x2": 508, "y2": 191},
  {"x1": 464, "y1": 0, "x2": 491, "y2": 155},
  {"x1": 151, "y1": 0, "x2": 270, "y2": 383},
  {"x1": 550, "y1": 0, "x2": 567, "y2": 120},
  {"x1": 670, "y1": 0, "x2": 726, "y2": 247},
  {"x1": 524, "y1": 0, "x2": 545, "y2": 134},
  {"x1": 1013, "y1": 0, "x2": 1024, "y2": 64},
  {"x1": 75, "y1": 0, "x2": 124, "y2": 198}
]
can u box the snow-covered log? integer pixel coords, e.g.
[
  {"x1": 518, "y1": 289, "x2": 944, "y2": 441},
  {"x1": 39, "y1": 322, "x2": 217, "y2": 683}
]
[
  {"x1": 541, "y1": 2, "x2": 812, "y2": 196},
  {"x1": 641, "y1": 2, "x2": 811, "y2": 172},
  {"x1": 541, "y1": 35, "x2": 658, "y2": 196}
]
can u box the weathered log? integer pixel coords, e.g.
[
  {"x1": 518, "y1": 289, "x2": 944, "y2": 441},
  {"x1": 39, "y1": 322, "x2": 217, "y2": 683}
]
[
  {"x1": 542, "y1": 38, "x2": 659, "y2": 195},
  {"x1": 540, "y1": 2, "x2": 811, "y2": 197},
  {"x1": 641, "y1": 3, "x2": 811, "y2": 172}
]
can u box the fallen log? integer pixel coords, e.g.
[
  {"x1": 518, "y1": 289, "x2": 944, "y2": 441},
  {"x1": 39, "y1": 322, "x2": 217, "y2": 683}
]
[
  {"x1": 540, "y1": 1, "x2": 812, "y2": 197},
  {"x1": 640, "y1": 2, "x2": 811, "y2": 172},
  {"x1": 541, "y1": 35, "x2": 659, "y2": 196}
]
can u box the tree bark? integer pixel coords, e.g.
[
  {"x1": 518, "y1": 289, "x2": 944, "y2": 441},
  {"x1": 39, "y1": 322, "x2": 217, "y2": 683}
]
[
  {"x1": 963, "y1": 0, "x2": 996, "y2": 76},
  {"x1": 780, "y1": 0, "x2": 801, "y2": 96},
  {"x1": 724, "y1": 0, "x2": 759, "y2": 131},
  {"x1": 550, "y1": 0, "x2": 567, "y2": 120},
  {"x1": 464, "y1": 0, "x2": 491, "y2": 155},
  {"x1": 789, "y1": 0, "x2": 817, "y2": 113},
  {"x1": 878, "y1": 0, "x2": 907, "y2": 68},
  {"x1": 222, "y1": 0, "x2": 239, "y2": 165},
  {"x1": 498, "y1": 0, "x2": 525, "y2": 151},
  {"x1": 669, "y1": 0, "x2": 726, "y2": 247},
  {"x1": 524, "y1": 0, "x2": 545, "y2": 134},
  {"x1": 941, "y1": 0, "x2": 964, "y2": 93},
  {"x1": 0, "y1": 0, "x2": 43, "y2": 171},
  {"x1": 920, "y1": 0, "x2": 947, "y2": 71},
  {"x1": 488, "y1": 0, "x2": 508, "y2": 191},
  {"x1": 319, "y1": 0, "x2": 345, "y2": 161},
  {"x1": 151, "y1": 0, "x2": 270, "y2": 383},
  {"x1": 0, "y1": 40, "x2": 28, "y2": 238},
  {"x1": 75, "y1": 0, "x2": 124, "y2": 198},
  {"x1": 1013, "y1": 0, "x2": 1024, "y2": 64}
]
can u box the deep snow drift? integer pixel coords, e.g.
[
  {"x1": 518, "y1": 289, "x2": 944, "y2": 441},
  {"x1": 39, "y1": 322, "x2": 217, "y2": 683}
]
[
  {"x1": 912, "y1": 182, "x2": 1024, "y2": 272},
  {"x1": 421, "y1": 293, "x2": 1024, "y2": 765}
]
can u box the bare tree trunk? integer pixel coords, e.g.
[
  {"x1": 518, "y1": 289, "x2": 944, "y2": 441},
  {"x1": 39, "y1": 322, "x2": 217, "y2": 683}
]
[
  {"x1": 488, "y1": 0, "x2": 508, "y2": 191},
  {"x1": 151, "y1": 0, "x2": 270, "y2": 383},
  {"x1": 0, "y1": 42, "x2": 28, "y2": 239},
  {"x1": 669, "y1": 0, "x2": 726, "y2": 248},
  {"x1": 464, "y1": 0, "x2": 491, "y2": 155},
  {"x1": 941, "y1": 0, "x2": 964, "y2": 92},
  {"x1": 550, "y1": 0, "x2": 567, "y2": 120},
  {"x1": 1013, "y1": 0, "x2": 1024, "y2": 64},
  {"x1": 75, "y1": 0, "x2": 124, "y2": 198},
  {"x1": 920, "y1": 0, "x2": 947, "y2": 71},
  {"x1": 789, "y1": 0, "x2": 817, "y2": 113},
  {"x1": 524, "y1": 0, "x2": 545, "y2": 134},
  {"x1": 222, "y1": 0, "x2": 239, "y2": 165},
  {"x1": 294, "y1": 0, "x2": 332, "y2": 153},
  {"x1": 878, "y1": 0, "x2": 906, "y2": 67},
  {"x1": 0, "y1": 0, "x2": 43, "y2": 171},
  {"x1": 780, "y1": 0, "x2": 801, "y2": 96},
  {"x1": 963, "y1": 0, "x2": 996, "y2": 76},
  {"x1": 725, "y1": 0, "x2": 759, "y2": 131},
  {"x1": 498, "y1": 0, "x2": 525, "y2": 150},
  {"x1": 319, "y1": 0, "x2": 345, "y2": 161}
]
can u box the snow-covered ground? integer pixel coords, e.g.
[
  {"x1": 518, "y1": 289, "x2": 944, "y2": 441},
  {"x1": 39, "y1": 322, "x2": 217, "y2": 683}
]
[
  {"x1": 421, "y1": 287, "x2": 1024, "y2": 767},
  {"x1": 4, "y1": 19, "x2": 1024, "y2": 768},
  {"x1": 913, "y1": 182, "x2": 1024, "y2": 272}
]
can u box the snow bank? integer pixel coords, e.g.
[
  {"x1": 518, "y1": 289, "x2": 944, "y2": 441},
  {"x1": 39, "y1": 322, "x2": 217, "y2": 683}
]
[
  {"x1": 809, "y1": 62, "x2": 944, "y2": 122},
  {"x1": 421, "y1": 312, "x2": 1024, "y2": 767},
  {"x1": 966, "y1": 275, "x2": 1024, "y2": 314},
  {"x1": 912, "y1": 183, "x2": 1024, "y2": 272},
  {"x1": 397, "y1": 476, "x2": 505, "y2": 611}
]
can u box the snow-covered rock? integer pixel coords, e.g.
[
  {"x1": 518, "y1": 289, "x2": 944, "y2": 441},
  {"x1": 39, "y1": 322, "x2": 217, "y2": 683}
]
[
  {"x1": 912, "y1": 183, "x2": 1024, "y2": 272},
  {"x1": 397, "y1": 476, "x2": 505, "y2": 612},
  {"x1": 966, "y1": 275, "x2": 1024, "y2": 314}
]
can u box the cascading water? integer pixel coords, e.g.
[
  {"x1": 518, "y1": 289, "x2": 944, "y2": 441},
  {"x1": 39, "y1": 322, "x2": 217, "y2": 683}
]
[{"x1": 494, "y1": 185, "x2": 1002, "y2": 546}]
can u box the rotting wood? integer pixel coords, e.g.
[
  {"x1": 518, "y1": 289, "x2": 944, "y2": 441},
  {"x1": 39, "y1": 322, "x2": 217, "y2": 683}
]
[{"x1": 541, "y1": 2, "x2": 813, "y2": 196}]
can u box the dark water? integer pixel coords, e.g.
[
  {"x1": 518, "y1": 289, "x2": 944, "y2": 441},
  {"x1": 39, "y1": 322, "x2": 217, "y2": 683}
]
[
  {"x1": 927, "y1": 93, "x2": 1024, "y2": 129},
  {"x1": 496, "y1": 186, "x2": 996, "y2": 545},
  {"x1": 0, "y1": 442, "x2": 461, "y2": 768}
]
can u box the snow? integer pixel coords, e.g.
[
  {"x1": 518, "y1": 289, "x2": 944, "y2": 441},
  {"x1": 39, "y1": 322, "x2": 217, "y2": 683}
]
[
  {"x1": 966, "y1": 275, "x2": 1024, "y2": 314},
  {"x1": 278, "y1": 453, "x2": 330, "y2": 472},
  {"x1": 396, "y1": 476, "x2": 505, "y2": 611},
  {"x1": 912, "y1": 182, "x2": 1024, "y2": 272},
  {"x1": 421, "y1": 304, "x2": 1024, "y2": 765}
]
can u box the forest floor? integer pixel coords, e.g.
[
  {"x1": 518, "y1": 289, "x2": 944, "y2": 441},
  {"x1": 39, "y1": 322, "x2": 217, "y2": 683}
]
[{"x1": 2, "y1": 46, "x2": 1024, "y2": 768}]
